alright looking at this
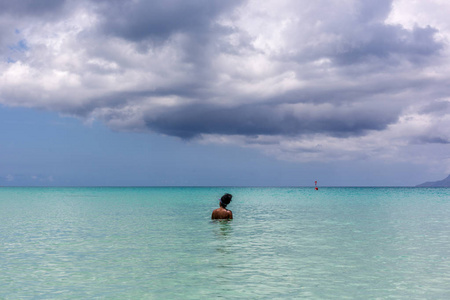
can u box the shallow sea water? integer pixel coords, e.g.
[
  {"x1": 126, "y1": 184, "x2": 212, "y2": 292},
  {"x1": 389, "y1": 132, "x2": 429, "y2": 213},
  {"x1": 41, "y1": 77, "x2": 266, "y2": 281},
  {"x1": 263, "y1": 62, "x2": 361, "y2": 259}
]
[{"x1": 0, "y1": 187, "x2": 449, "y2": 299}]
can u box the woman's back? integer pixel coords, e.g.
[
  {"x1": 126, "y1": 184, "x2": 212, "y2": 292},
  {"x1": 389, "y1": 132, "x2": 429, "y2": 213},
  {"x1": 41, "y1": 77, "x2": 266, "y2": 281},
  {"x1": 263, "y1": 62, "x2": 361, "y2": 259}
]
[{"x1": 211, "y1": 207, "x2": 233, "y2": 220}]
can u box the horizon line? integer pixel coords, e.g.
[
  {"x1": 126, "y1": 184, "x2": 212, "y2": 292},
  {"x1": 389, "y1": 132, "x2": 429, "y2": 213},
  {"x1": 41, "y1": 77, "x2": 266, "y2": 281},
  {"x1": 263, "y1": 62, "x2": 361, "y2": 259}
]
[{"x1": 0, "y1": 185, "x2": 441, "y2": 188}]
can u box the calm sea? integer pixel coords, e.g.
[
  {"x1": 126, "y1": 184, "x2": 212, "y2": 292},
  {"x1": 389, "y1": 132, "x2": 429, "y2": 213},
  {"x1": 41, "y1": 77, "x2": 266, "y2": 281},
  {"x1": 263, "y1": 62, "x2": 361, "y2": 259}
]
[{"x1": 0, "y1": 187, "x2": 449, "y2": 299}]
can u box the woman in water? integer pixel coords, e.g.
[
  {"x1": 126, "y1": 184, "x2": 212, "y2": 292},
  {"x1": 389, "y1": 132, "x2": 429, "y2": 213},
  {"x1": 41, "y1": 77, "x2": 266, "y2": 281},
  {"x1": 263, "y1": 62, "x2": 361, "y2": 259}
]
[{"x1": 211, "y1": 193, "x2": 233, "y2": 220}]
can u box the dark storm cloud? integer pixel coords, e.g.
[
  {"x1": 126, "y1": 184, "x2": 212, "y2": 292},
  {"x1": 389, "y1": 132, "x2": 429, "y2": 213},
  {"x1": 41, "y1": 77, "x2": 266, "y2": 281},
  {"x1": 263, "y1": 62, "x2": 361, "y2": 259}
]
[
  {"x1": 333, "y1": 24, "x2": 442, "y2": 65},
  {"x1": 1, "y1": 0, "x2": 449, "y2": 165},
  {"x1": 143, "y1": 102, "x2": 399, "y2": 139},
  {"x1": 96, "y1": 0, "x2": 243, "y2": 42},
  {"x1": 0, "y1": 0, "x2": 67, "y2": 16},
  {"x1": 308, "y1": 0, "x2": 443, "y2": 66},
  {"x1": 415, "y1": 136, "x2": 450, "y2": 145},
  {"x1": 356, "y1": 0, "x2": 393, "y2": 23},
  {"x1": 420, "y1": 101, "x2": 450, "y2": 116},
  {"x1": 79, "y1": 0, "x2": 443, "y2": 141}
]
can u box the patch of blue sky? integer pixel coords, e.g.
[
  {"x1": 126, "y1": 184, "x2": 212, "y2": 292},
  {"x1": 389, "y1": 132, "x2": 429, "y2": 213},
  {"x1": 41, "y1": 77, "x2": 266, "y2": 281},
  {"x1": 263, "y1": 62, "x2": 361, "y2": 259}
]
[{"x1": 8, "y1": 39, "x2": 29, "y2": 52}]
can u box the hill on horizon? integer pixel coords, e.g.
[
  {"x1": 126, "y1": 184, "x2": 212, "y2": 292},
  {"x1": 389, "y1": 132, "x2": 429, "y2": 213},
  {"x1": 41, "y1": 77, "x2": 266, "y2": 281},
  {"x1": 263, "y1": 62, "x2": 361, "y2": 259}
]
[{"x1": 416, "y1": 174, "x2": 450, "y2": 187}]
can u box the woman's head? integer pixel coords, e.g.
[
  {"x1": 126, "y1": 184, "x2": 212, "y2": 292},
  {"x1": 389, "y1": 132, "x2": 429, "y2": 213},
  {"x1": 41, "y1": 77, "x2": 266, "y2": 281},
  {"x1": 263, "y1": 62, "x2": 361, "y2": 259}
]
[{"x1": 220, "y1": 193, "x2": 232, "y2": 208}]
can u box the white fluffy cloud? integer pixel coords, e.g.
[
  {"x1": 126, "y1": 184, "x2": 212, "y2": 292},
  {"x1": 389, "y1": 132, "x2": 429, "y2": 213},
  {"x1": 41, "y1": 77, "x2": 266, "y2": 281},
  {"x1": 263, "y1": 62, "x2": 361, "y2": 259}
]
[{"x1": 1, "y1": 0, "x2": 449, "y2": 172}]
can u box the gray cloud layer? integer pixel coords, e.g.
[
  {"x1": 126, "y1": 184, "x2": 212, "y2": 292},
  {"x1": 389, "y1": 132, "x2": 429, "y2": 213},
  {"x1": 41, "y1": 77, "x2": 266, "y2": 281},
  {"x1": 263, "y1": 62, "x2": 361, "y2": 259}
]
[
  {"x1": 97, "y1": 0, "x2": 243, "y2": 41},
  {"x1": 1, "y1": 0, "x2": 450, "y2": 169}
]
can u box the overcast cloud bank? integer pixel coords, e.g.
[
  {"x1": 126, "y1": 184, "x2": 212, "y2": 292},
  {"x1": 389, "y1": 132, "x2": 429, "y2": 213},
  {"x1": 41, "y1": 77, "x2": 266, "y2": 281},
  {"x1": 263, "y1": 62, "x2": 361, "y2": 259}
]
[{"x1": 1, "y1": 0, "x2": 450, "y2": 172}]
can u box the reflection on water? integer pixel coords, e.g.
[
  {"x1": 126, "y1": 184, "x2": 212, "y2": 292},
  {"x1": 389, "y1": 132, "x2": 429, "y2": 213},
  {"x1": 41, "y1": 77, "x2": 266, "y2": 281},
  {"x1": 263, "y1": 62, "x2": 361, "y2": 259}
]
[
  {"x1": 211, "y1": 220, "x2": 233, "y2": 239},
  {"x1": 211, "y1": 220, "x2": 234, "y2": 259}
]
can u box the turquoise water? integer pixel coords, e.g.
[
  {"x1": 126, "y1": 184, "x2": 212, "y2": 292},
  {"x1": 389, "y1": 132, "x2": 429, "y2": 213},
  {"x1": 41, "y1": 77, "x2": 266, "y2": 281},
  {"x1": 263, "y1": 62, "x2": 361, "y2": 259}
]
[{"x1": 0, "y1": 187, "x2": 449, "y2": 299}]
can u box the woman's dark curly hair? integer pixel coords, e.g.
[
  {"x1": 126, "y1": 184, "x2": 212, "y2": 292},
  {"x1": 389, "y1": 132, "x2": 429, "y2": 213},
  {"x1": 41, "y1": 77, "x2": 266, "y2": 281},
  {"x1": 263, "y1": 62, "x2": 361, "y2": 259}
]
[{"x1": 220, "y1": 193, "x2": 232, "y2": 208}]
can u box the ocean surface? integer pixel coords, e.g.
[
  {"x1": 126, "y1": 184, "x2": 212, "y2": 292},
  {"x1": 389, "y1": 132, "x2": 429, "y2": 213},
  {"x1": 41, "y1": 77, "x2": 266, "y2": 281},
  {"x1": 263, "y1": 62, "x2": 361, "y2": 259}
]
[{"x1": 0, "y1": 187, "x2": 449, "y2": 299}]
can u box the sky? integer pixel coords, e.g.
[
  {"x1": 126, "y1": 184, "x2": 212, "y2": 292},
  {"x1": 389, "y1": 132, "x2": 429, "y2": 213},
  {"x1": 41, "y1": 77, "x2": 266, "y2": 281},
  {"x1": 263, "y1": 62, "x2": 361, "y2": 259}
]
[{"x1": 1, "y1": 0, "x2": 450, "y2": 186}]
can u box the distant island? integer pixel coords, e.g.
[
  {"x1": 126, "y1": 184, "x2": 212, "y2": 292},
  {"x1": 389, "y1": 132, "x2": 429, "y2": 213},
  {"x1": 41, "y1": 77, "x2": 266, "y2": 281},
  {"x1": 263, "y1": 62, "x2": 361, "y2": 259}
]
[{"x1": 416, "y1": 174, "x2": 450, "y2": 187}]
